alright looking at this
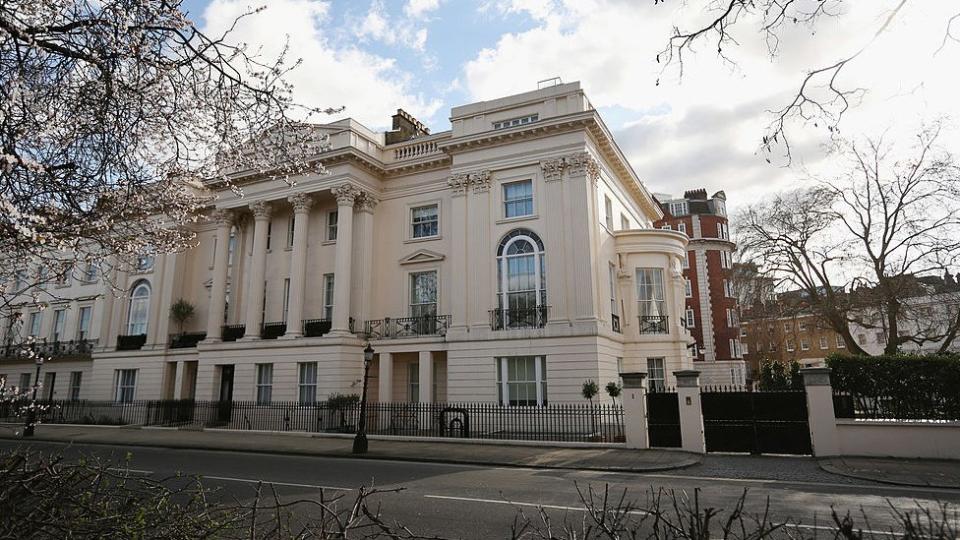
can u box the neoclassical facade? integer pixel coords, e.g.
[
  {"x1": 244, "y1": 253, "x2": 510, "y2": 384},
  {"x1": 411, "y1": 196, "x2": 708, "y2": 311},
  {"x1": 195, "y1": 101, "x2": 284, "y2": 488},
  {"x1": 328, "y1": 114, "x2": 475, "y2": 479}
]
[{"x1": 1, "y1": 82, "x2": 693, "y2": 405}]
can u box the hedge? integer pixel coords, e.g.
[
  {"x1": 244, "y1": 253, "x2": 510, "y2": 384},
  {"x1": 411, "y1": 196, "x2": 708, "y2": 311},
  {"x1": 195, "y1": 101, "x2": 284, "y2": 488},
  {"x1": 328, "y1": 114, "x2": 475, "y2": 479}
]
[{"x1": 826, "y1": 353, "x2": 960, "y2": 421}]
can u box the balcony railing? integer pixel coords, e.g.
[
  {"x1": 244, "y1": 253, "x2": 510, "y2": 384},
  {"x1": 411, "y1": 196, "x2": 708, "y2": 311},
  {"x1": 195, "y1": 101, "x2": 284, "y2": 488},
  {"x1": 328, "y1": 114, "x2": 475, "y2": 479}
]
[
  {"x1": 490, "y1": 306, "x2": 549, "y2": 330},
  {"x1": 116, "y1": 334, "x2": 147, "y2": 351},
  {"x1": 638, "y1": 316, "x2": 669, "y2": 335},
  {"x1": 221, "y1": 324, "x2": 246, "y2": 342},
  {"x1": 303, "y1": 318, "x2": 332, "y2": 338},
  {"x1": 169, "y1": 332, "x2": 207, "y2": 349},
  {"x1": 363, "y1": 315, "x2": 450, "y2": 340},
  {"x1": 612, "y1": 314, "x2": 621, "y2": 333},
  {"x1": 261, "y1": 322, "x2": 286, "y2": 340},
  {"x1": 2, "y1": 339, "x2": 98, "y2": 359}
]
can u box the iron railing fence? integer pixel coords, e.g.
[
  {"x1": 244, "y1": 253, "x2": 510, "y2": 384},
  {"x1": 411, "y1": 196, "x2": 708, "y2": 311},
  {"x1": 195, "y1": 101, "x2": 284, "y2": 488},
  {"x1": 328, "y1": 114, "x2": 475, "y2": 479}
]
[
  {"x1": 169, "y1": 333, "x2": 207, "y2": 349},
  {"x1": 1, "y1": 339, "x2": 98, "y2": 359},
  {"x1": 638, "y1": 316, "x2": 669, "y2": 334},
  {"x1": 489, "y1": 306, "x2": 549, "y2": 330},
  {"x1": 832, "y1": 391, "x2": 960, "y2": 422},
  {"x1": 302, "y1": 319, "x2": 332, "y2": 338},
  {"x1": 5, "y1": 399, "x2": 624, "y2": 443},
  {"x1": 363, "y1": 315, "x2": 450, "y2": 340}
]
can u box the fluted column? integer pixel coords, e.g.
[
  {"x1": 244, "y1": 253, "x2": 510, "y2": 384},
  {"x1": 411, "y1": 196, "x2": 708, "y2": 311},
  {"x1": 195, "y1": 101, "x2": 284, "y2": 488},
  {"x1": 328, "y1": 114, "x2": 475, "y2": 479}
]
[
  {"x1": 282, "y1": 194, "x2": 313, "y2": 338},
  {"x1": 330, "y1": 184, "x2": 360, "y2": 335},
  {"x1": 205, "y1": 210, "x2": 233, "y2": 342},
  {"x1": 354, "y1": 193, "x2": 378, "y2": 326},
  {"x1": 242, "y1": 201, "x2": 272, "y2": 339}
]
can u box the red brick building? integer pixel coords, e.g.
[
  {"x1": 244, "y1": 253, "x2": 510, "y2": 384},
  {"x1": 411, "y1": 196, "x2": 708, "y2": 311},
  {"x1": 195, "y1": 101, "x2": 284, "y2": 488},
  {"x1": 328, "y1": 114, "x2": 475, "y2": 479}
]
[{"x1": 654, "y1": 189, "x2": 746, "y2": 385}]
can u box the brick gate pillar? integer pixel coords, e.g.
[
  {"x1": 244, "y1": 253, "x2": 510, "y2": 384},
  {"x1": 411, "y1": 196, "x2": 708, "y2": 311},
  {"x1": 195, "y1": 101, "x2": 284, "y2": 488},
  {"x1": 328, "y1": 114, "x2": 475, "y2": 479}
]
[
  {"x1": 620, "y1": 372, "x2": 649, "y2": 449},
  {"x1": 674, "y1": 370, "x2": 706, "y2": 454},
  {"x1": 801, "y1": 367, "x2": 840, "y2": 457}
]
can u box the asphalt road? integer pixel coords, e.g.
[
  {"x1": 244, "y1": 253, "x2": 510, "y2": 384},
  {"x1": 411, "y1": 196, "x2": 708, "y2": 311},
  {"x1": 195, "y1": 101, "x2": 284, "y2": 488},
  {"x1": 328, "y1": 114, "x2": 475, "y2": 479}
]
[{"x1": 2, "y1": 439, "x2": 958, "y2": 539}]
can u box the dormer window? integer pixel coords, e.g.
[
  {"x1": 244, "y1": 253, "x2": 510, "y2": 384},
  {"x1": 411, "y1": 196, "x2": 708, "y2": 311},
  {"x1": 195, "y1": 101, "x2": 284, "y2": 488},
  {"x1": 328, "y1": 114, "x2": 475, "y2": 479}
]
[
  {"x1": 668, "y1": 201, "x2": 688, "y2": 216},
  {"x1": 493, "y1": 114, "x2": 539, "y2": 130}
]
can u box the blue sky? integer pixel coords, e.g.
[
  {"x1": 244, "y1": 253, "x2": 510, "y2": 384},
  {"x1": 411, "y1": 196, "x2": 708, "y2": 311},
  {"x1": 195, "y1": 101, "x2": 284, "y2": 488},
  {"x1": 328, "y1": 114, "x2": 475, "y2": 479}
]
[{"x1": 184, "y1": 1, "x2": 959, "y2": 206}]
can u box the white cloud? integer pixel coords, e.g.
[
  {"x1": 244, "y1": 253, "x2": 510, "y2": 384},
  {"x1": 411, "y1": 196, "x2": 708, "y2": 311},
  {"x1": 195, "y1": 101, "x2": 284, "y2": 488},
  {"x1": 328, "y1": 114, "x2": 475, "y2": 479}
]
[
  {"x1": 202, "y1": 0, "x2": 443, "y2": 130},
  {"x1": 354, "y1": 0, "x2": 433, "y2": 52},
  {"x1": 404, "y1": 0, "x2": 441, "y2": 19},
  {"x1": 463, "y1": 1, "x2": 960, "y2": 211}
]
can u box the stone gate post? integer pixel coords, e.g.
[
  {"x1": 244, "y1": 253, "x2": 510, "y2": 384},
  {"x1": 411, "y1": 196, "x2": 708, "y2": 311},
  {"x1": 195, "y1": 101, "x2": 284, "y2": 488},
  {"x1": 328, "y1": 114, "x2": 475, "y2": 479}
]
[
  {"x1": 619, "y1": 372, "x2": 649, "y2": 449},
  {"x1": 800, "y1": 367, "x2": 840, "y2": 457},
  {"x1": 674, "y1": 370, "x2": 706, "y2": 454}
]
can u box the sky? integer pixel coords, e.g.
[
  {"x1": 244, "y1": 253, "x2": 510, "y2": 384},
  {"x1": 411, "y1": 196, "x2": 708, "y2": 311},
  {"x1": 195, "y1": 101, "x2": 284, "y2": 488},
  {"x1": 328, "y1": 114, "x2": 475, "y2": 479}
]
[{"x1": 182, "y1": 0, "x2": 960, "y2": 211}]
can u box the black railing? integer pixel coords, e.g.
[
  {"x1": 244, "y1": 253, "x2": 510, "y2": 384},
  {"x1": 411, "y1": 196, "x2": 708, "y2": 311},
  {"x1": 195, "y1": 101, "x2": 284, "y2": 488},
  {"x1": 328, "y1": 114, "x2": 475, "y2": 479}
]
[
  {"x1": 169, "y1": 332, "x2": 207, "y2": 349},
  {"x1": 303, "y1": 319, "x2": 332, "y2": 338},
  {"x1": 116, "y1": 334, "x2": 147, "y2": 351},
  {"x1": 490, "y1": 306, "x2": 549, "y2": 330},
  {"x1": 638, "y1": 316, "x2": 669, "y2": 334},
  {"x1": 364, "y1": 315, "x2": 450, "y2": 340},
  {"x1": 833, "y1": 391, "x2": 960, "y2": 422},
  {"x1": 261, "y1": 322, "x2": 286, "y2": 340},
  {"x1": 612, "y1": 314, "x2": 621, "y2": 333},
  {"x1": 2, "y1": 339, "x2": 98, "y2": 359},
  {"x1": 5, "y1": 399, "x2": 624, "y2": 443},
  {"x1": 221, "y1": 324, "x2": 245, "y2": 342}
]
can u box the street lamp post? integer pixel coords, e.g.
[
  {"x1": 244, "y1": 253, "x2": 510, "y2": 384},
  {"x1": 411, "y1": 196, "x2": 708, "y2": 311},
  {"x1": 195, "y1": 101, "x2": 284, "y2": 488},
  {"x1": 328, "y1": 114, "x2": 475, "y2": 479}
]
[
  {"x1": 23, "y1": 357, "x2": 44, "y2": 437},
  {"x1": 352, "y1": 343, "x2": 375, "y2": 454}
]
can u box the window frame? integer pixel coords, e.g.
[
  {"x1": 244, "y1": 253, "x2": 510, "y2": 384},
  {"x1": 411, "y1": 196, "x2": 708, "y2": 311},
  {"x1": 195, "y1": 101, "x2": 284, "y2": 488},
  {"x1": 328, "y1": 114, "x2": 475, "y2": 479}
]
[
  {"x1": 114, "y1": 369, "x2": 137, "y2": 403},
  {"x1": 685, "y1": 308, "x2": 696, "y2": 328},
  {"x1": 326, "y1": 210, "x2": 338, "y2": 241},
  {"x1": 323, "y1": 274, "x2": 335, "y2": 320},
  {"x1": 502, "y1": 179, "x2": 534, "y2": 219},
  {"x1": 410, "y1": 202, "x2": 440, "y2": 240},
  {"x1": 126, "y1": 280, "x2": 151, "y2": 336},
  {"x1": 604, "y1": 195, "x2": 614, "y2": 230},
  {"x1": 409, "y1": 270, "x2": 439, "y2": 319},
  {"x1": 69, "y1": 371, "x2": 82, "y2": 401},
  {"x1": 298, "y1": 362, "x2": 317, "y2": 405},
  {"x1": 646, "y1": 358, "x2": 666, "y2": 391},
  {"x1": 496, "y1": 230, "x2": 547, "y2": 322},
  {"x1": 286, "y1": 214, "x2": 296, "y2": 249},
  {"x1": 255, "y1": 363, "x2": 273, "y2": 405},
  {"x1": 496, "y1": 356, "x2": 547, "y2": 407}
]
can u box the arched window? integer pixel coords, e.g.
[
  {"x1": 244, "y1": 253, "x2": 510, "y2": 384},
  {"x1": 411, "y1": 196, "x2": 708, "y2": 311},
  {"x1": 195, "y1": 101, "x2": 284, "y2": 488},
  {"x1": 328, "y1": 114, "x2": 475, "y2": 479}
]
[
  {"x1": 127, "y1": 281, "x2": 151, "y2": 335},
  {"x1": 496, "y1": 229, "x2": 546, "y2": 328}
]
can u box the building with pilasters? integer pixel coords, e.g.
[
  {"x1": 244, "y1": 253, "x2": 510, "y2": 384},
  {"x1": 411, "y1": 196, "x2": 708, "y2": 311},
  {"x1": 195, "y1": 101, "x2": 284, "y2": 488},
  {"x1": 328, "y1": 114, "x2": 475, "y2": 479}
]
[{"x1": 1, "y1": 82, "x2": 694, "y2": 405}]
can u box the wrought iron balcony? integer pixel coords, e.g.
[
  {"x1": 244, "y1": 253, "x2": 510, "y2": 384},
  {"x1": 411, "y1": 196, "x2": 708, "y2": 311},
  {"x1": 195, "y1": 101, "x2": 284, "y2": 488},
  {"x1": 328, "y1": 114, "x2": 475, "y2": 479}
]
[
  {"x1": 363, "y1": 315, "x2": 450, "y2": 340},
  {"x1": 489, "y1": 306, "x2": 549, "y2": 330},
  {"x1": 303, "y1": 318, "x2": 332, "y2": 338},
  {"x1": 2, "y1": 338, "x2": 98, "y2": 358},
  {"x1": 169, "y1": 332, "x2": 207, "y2": 349},
  {"x1": 260, "y1": 322, "x2": 286, "y2": 340},
  {"x1": 638, "y1": 315, "x2": 669, "y2": 335},
  {"x1": 221, "y1": 324, "x2": 246, "y2": 342},
  {"x1": 612, "y1": 314, "x2": 621, "y2": 333},
  {"x1": 116, "y1": 334, "x2": 147, "y2": 351}
]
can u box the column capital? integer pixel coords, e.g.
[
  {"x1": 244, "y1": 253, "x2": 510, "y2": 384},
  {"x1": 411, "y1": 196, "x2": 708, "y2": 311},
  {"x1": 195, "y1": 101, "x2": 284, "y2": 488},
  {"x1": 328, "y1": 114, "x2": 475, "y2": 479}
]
[
  {"x1": 447, "y1": 173, "x2": 470, "y2": 197},
  {"x1": 288, "y1": 193, "x2": 314, "y2": 214},
  {"x1": 447, "y1": 170, "x2": 491, "y2": 196},
  {"x1": 470, "y1": 170, "x2": 491, "y2": 194},
  {"x1": 249, "y1": 200, "x2": 273, "y2": 220},
  {"x1": 564, "y1": 151, "x2": 600, "y2": 184},
  {"x1": 540, "y1": 157, "x2": 566, "y2": 182},
  {"x1": 355, "y1": 192, "x2": 379, "y2": 214},
  {"x1": 331, "y1": 184, "x2": 362, "y2": 206},
  {"x1": 209, "y1": 208, "x2": 235, "y2": 227}
]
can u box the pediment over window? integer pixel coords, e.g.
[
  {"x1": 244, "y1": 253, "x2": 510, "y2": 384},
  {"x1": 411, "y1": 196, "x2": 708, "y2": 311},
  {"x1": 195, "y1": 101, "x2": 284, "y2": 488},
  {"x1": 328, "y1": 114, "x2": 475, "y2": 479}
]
[{"x1": 399, "y1": 249, "x2": 445, "y2": 265}]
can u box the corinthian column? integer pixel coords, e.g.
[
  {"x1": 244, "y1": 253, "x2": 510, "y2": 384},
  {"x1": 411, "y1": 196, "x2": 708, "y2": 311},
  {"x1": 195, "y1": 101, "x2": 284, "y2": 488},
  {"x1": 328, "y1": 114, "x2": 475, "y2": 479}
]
[
  {"x1": 205, "y1": 210, "x2": 233, "y2": 342},
  {"x1": 282, "y1": 193, "x2": 313, "y2": 338},
  {"x1": 242, "y1": 201, "x2": 272, "y2": 339},
  {"x1": 330, "y1": 184, "x2": 360, "y2": 336}
]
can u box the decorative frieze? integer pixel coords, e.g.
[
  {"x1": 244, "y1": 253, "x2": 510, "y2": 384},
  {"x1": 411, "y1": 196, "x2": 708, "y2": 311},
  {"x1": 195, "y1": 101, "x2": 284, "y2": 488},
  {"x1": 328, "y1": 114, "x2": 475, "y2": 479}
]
[
  {"x1": 248, "y1": 201, "x2": 272, "y2": 220},
  {"x1": 288, "y1": 193, "x2": 314, "y2": 214},
  {"x1": 447, "y1": 171, "x2": 490, "y2": 196}
]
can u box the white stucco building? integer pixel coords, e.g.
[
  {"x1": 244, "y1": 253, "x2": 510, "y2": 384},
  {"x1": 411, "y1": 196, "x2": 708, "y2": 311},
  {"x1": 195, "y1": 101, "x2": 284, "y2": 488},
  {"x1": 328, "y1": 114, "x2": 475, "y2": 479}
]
[{"x1": 1, "y1": 82, "x2": 694, "y2": 405}]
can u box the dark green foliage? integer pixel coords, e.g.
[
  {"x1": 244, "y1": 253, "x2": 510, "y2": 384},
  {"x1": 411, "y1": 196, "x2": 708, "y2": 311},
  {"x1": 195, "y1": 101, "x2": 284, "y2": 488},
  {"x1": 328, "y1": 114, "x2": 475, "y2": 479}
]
[
  {"x1": 605, "y1": 381, "x2": 622, "y2": 405},
  {"x1": 169, "y1": 299, "x2": 196, "y2": 335},
  {"x1": 827, "y1": 353, "x2": 960, "y2": 420},
  {"x1": 757, "y1": 360, "x2": 803, "y2": 390},
  {"x1": 581, "y1": 380, "x2": 600, "y2": 401},
  {"x1": 325, "y1": 393, "x2": 360, "y2": 410}
]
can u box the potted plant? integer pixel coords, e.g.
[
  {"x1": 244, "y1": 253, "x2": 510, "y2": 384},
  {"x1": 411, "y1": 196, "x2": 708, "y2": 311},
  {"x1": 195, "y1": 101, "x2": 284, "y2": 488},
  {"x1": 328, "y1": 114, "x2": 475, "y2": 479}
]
[
  {"x1": 581, "y1": 379, "x2": 600, "y2": 441},
  {"x1": 605, "y1": 381, "x2": 622, "y2": 407},
  {"x1": 170, "y1": 299, "x2": 196, "y2": 335}
]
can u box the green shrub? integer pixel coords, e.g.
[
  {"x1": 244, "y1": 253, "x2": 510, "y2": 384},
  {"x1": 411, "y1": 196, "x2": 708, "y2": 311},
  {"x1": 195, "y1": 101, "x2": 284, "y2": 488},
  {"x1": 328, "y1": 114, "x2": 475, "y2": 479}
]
[{"x1": 826, "y1": 353, "x2": 960, "y2": 420}]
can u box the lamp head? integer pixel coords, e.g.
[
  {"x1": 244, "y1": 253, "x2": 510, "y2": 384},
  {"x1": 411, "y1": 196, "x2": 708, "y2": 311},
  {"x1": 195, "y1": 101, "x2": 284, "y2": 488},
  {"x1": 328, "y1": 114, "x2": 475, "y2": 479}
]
[{"x1": 363, "y1": 343, "x2": 375, "y2": 365}]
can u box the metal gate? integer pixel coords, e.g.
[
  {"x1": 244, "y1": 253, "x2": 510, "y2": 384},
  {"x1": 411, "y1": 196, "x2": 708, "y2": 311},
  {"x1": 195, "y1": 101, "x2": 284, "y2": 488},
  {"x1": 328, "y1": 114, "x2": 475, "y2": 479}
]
[
  {"x1": 646, "y1": 390, "x2": 682, "y2": 448},
  {"x1": 700, "y1": 388, "x2": 811, "y2": 455}
]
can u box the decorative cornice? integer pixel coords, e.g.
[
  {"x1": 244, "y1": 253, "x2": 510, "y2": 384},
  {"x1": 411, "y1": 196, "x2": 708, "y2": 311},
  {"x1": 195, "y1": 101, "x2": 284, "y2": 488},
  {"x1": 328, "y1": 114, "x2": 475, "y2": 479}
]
[
  {"x1": 249, "y1": 201, "x2": 272, "y2": 219},
  {"x1": 288, "y1": 193, "x2": 314, "y2": 214},
  {"x1": 540, "y1": 158, "x2": 565, "y2": 182},
  {"x1": 331, "y1": 184, "x2": 362, "y2": 206}
]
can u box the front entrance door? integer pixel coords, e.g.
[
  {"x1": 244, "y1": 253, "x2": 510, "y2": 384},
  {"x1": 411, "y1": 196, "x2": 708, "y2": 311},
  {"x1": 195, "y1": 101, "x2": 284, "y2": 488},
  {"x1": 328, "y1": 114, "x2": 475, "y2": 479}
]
[{"x1": 217, "y1": 365, "x2": 235, "y2": 424}]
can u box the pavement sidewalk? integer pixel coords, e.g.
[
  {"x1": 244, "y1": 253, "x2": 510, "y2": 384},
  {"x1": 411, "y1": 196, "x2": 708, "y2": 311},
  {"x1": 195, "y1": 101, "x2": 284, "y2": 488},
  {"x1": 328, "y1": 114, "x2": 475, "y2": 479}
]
[
  {"x1": 0, "y1": 424, "x2": 700, "y2": 473},
  {"x1": 819, "y1": 457, "x2": 960, "y2": 489}
]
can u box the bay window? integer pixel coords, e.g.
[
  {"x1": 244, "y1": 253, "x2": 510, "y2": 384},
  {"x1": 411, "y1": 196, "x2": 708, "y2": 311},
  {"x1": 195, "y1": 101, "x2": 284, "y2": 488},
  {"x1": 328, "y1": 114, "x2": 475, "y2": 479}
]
[{"x1": 636, "y1": 268, "x2": 667, "y2": 334}]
